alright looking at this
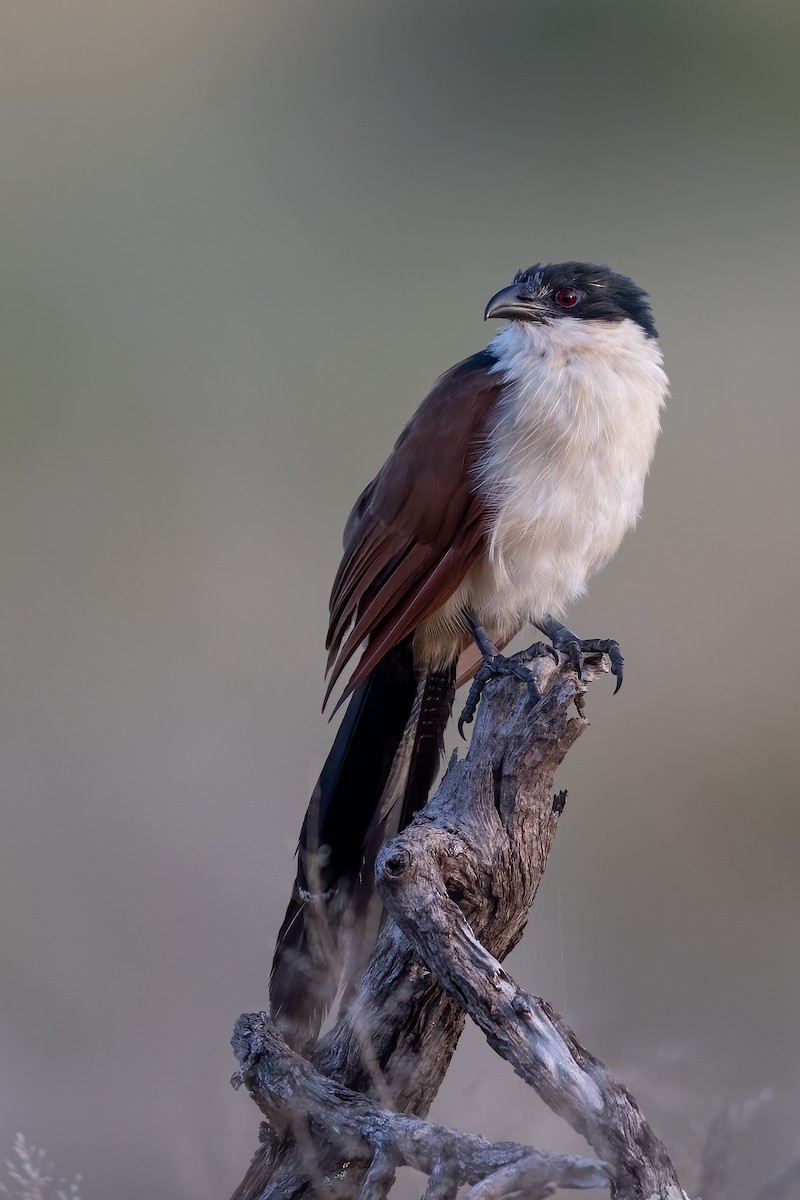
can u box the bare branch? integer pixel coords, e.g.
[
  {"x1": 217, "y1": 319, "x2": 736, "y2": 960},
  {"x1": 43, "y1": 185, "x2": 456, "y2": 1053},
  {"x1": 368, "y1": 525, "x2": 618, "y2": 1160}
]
[
  {"x1": 376, "y1": 833, "x2": 679, "y2": 1200},
  {"x1": 421, "y1": 1151, "x2": 459, "y2": 1200},
  {"x1": 232, "y1": 1012, "x2": 610, "y2": 1199},
  {"x1": 231, "y1": 658, "x2": 684, "y2": 1200}
]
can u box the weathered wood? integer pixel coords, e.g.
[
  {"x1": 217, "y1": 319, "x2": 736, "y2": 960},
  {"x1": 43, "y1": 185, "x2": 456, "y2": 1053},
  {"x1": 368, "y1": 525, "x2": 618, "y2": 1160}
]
[
  {"x1": 232, "y1": 654, "x2": 684, "y2": 1200},
  {"x1": 231, "y1": 1011, "x2": 610, "y2": 1200},
  {"x1": 314, "y1": 654, "x2": 586, "y2": 1110},
  {"x1": 376, "y1": 841, "x2": 679, "y2": 1200}
]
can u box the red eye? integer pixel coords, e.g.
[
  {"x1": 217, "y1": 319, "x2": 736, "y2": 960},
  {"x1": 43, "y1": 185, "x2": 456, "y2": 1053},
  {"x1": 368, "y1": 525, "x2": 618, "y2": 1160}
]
[{"x1": 555, "y1": 287, "x2": 579, "y2": 307}]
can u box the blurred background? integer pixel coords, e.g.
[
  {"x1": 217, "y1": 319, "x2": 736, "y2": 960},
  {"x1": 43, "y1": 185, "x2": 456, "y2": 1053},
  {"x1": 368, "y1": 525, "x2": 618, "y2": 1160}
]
[{"x1": 1, "y1": 1, "x2": 799, "y2": 1196}]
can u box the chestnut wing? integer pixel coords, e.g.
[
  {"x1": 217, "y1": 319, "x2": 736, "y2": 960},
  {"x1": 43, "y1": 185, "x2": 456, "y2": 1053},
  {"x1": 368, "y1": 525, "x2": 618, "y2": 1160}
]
[{"x1": 325, "y1": 349, "x2": 501, "y2": 704}]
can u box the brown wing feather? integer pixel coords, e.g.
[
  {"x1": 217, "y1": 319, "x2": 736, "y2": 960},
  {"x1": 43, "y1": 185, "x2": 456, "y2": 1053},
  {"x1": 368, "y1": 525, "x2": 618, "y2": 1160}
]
[
  {"x1": 327, "y1": 530, "x2": 406, "y2": 659},
  {"x1": 325, "y1": 349, "x2": 501, "y2": 706},
  {"x1": 335, "y1": 514, "x2": 485, "y2": 699}
]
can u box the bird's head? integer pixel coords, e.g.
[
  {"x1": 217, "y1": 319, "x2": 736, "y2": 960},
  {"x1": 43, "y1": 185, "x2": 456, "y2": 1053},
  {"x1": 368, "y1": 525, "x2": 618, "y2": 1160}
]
[{"x1": 484, "y1": 262, "x2": 657, "y2": 339}]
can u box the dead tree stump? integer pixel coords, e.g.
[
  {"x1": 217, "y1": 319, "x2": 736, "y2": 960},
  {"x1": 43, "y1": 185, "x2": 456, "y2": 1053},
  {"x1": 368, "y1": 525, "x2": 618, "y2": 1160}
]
[{"x1": 231, "y1": 653, "x2": 684, "y2": 1200}]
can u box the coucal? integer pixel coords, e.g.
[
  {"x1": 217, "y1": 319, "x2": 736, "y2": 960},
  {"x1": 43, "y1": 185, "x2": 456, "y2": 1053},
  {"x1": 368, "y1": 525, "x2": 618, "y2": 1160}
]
[{"x1": 270, "y1": 262, "x2": 668, "y2": 1050}]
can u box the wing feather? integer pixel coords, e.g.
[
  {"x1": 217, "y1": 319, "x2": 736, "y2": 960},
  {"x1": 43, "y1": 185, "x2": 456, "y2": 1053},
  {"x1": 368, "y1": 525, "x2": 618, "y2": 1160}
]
[{"x1": 324, "y1": 349, "x2": 501, "y2": 706}]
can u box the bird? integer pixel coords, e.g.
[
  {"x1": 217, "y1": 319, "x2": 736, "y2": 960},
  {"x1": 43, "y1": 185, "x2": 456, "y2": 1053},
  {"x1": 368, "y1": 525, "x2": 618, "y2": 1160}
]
[{"x1": 269, "y1": 261, "x2": 668, "y2": 1051}]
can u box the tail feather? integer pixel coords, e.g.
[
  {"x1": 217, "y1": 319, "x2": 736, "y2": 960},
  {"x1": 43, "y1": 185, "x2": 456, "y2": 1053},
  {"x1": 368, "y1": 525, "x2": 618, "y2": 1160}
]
[
  {"x1": 269, "y1": 642, "x2": 455, "y2": 1051},
  {"x1": 364, "y1": 663, "x2": 456, "y2": 860}
]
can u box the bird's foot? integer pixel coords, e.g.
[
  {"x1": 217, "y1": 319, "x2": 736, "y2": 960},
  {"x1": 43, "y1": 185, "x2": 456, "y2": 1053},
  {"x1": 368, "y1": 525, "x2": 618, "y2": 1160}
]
[
  {"x1": 548, "y1": 627, "x2": 624, "y2": 694},
  {"x1": 457, "y1": 642, "x2": 557, "y2": 738}
]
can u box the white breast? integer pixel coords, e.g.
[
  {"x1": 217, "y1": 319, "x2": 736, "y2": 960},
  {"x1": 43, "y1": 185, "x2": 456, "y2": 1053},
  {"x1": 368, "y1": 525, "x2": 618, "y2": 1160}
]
[{"x1": 413, "y1": 316, "x2": 667, "y2": 667}]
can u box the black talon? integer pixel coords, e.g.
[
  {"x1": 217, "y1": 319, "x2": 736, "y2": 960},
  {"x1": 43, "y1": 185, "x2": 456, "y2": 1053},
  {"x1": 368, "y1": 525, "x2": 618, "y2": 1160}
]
[
  {"x1": 534, "y1": 618, "x2": 625, "y2": 695},
  {"x1": 458, "y1": 624, "x2": 555, "y2": 737},
  {"x1": 458, "y1": 654, "x2": 545, "y2": 737},
  {"x1": 578, "y1": 638, "x2": 624, "y2": 692},
  {"x1": 561, "y1": 635, "x2": 583, "y2": 678},
  {"x1": 515, "y1": 641, "x2": 560, "y2": 667},
  {"x1": 458, "y1": 662, "x2": 493, "y2": 738}
]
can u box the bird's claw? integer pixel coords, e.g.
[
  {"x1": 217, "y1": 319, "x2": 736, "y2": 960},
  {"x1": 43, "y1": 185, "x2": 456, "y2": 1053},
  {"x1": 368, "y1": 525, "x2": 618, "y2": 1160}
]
[
  {"x1": 457, "y1": 664, "x2": 492, "y2": 738},
  {"x1": 579, "y1": 637, "x2": 624, "y2": 692},
  {"x1": 515, "y1": 641, "x2": 560, "y2": 667},
  {"x1": 457, "y1": 642, "x2": 554, "y2": 738},
  {"x1": 550, "y1": 632, "x2": 624, "y2": 693}
]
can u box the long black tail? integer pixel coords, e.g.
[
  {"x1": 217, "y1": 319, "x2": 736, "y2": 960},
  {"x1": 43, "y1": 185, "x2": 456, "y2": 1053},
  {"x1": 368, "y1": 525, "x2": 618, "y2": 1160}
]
[{"x1": 269, "y1": 639, "x2": 455, "y2": 1051}]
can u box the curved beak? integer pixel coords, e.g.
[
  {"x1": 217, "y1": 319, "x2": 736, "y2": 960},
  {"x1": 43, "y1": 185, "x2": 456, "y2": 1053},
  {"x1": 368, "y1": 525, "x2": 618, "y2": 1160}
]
[{"x1": 484, "y1": 284, "x2": 544, "y2": 322}]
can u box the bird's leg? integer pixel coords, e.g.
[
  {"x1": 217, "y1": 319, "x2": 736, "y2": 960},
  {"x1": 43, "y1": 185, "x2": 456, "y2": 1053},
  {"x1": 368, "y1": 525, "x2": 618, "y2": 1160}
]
[
  {"x1": 457, "y1": 613, "x2": 557, "y2": 738},
  {"x1": 534, "y1": 615, "x2": 624, "y2": 693}
]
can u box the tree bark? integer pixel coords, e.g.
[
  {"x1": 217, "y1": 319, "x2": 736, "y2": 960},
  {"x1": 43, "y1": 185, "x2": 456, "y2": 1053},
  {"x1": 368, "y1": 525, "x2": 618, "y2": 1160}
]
[{"x1": 231, "y1": 654, "x2": 684, "y2": 1200}]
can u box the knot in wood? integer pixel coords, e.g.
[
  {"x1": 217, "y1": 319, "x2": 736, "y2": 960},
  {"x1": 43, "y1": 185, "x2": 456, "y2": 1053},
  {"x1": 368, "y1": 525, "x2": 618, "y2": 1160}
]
[
  {"x1": 377, "y1": 843, "x2": 413, "y2": 881},
  {"x1": 512, "y1": 993, "x2": 532, "y2": 1018}
]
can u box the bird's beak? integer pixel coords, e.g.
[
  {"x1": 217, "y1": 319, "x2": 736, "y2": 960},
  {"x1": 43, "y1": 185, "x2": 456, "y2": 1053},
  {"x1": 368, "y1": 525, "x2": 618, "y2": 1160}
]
[{"x1": 484, "y1": 284, "x2": 545, "y2": 322}]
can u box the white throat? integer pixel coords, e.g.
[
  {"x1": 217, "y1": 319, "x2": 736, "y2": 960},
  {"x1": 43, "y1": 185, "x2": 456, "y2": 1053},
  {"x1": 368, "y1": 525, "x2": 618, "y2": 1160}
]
[
  {"x1": 476, "y1": 316, "x2": 668, "y2": 630},
  {"x1": 412, "y1": 315, "x2": 668, "y2": 668}
]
